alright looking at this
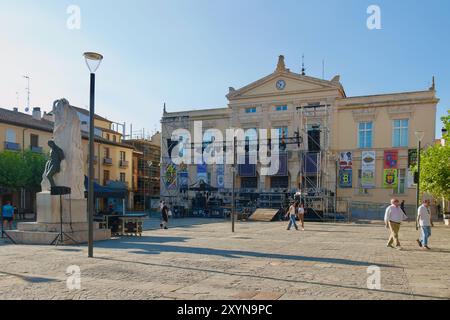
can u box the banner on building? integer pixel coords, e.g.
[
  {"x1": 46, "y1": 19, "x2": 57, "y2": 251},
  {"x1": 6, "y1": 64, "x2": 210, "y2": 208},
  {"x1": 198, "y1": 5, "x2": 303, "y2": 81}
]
[
  {"x1": 339, "y1": 169, "x2": 353, "y2": 188},
  {"x1": 408, "y1": 149, "x2": 418, "y2": 168},
  {"x1": 179, "y1": 162, "x2": 188, "y2": 173},
  {"x1": 216, "y1": 165, "x2": 225, "y2": 189},
  {"x1": 197, "y1": 163, "x2": 208, "y2": 183},
  {"x1": 303, "y1": 152, "x2": 319, "y2": 174},
  {"x1": 339, "y1": 151, "x2": 353, "y2": 169},
  {"x1": 163, "y1": 162, "x2": 177, "y2": 190},
  {"x1": 178, "y1": 171, "x2": 188, "y2": 191},
  {"x1": 407, "y1": 169, "x2": 416, "y2": 188},
  {"x1": 361, "y1": 151, "x2": 376, "y2": 188},
  {"x1": 238, "y1": 154, "x2": 257, "y2": 177},
  {"x1": 273, "y1": 152, "x2": 288, "y2": 176},
  {"x1": 361, "y1": 169, "x2": 375, "y2": 189},
  {"x1": 383, "y1": 169, "x2": 398, "y2": 189},
  {"x1": 384, "y1": 150, "x2": 398, "y2": 169}
]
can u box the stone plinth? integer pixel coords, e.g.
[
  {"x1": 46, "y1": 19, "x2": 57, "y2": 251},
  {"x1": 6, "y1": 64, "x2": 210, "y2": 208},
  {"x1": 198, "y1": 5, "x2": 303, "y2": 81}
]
[
  {"x1": 37, "y1": 192, "x2": 87, "y2": 224},
  {"x1": 7, "y1": 192, "x2": 111, "y2": 245}
]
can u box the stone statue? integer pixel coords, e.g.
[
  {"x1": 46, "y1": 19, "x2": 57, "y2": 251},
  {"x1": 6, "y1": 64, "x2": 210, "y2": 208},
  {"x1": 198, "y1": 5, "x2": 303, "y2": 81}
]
[
  {"x1": 43, "y1": 140, "x2": 65, "y2": 188},
  {"x1": 41, "y1": 99, "x2": 85, "y2": 199}
]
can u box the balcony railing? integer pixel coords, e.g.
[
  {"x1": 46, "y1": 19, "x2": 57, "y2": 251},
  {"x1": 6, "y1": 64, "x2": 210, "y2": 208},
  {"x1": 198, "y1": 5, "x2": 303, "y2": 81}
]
[
  {"x1": 4, "y1": 141, "x2": 21, "y2": 151},
  {"x1": 30, "y1": 146, "x2": 43, "y2": 153},
  {"x1": 103, "y1": 157, "x2": 113, "y2": 165},
  {"x1": 119, "y1": 160, "x2": 129, "y2": 168}
]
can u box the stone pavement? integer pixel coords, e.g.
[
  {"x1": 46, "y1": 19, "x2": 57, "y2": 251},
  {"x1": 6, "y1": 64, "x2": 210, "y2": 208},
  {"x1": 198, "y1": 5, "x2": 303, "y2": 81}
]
[{"x1": 0, "y1": 219, "x2": 449, "y2": 300}]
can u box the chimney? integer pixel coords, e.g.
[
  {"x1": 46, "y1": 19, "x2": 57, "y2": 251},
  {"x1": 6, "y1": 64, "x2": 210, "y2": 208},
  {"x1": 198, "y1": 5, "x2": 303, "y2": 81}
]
[{"x1": 32, "y1": 107, "x2": 41, "y2": 120}]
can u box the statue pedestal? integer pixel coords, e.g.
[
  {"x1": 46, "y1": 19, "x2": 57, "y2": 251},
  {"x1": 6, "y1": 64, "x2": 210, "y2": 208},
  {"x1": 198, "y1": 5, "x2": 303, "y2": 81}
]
[
  {"x1": 7, "y1": 192, "x2": 110, "y2": 245},
  {"x1": 36, "y1": 191, "x2": 87, "y2": 224}
]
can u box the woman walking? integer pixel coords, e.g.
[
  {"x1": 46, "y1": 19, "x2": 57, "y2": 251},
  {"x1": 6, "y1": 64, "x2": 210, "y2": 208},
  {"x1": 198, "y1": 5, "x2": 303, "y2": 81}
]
[
  {"x1": 285, "y1": 202, "x2": 299, "y2": 231},
  {"x1": 160, "y1": 202, "x2": 169, "y2": 230},
  {"x1": 298, "y1": 203, "x2": 305, "y2": 231}
]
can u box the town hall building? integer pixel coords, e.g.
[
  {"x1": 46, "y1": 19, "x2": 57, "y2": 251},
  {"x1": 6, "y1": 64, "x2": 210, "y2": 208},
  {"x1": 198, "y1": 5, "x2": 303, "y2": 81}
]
[{"x1": 160, "y1": 56, "x2": 438, "y2": 219}]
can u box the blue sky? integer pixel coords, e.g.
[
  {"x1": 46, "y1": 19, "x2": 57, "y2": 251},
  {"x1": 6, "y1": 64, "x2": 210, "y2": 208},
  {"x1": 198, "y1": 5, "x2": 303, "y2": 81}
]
[{"x1": 0, "y1": 0, "x2": 448, "y2": 138}]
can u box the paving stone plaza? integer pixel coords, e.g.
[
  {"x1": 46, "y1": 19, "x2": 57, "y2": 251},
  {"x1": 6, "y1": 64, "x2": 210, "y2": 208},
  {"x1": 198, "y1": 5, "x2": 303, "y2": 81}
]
[{"x1": 1, "y1": 218, "x2": 449, "y2": 300}]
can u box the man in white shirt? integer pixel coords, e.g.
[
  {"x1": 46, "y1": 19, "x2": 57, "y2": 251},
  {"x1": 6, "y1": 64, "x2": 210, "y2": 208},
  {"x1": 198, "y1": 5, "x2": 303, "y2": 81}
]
[
  {"x1": 416, "y1": 199, "x2": 434, "y2": 250},
  {"x1": 384, "y1": 198, "x2": 408, "y2": 250}
]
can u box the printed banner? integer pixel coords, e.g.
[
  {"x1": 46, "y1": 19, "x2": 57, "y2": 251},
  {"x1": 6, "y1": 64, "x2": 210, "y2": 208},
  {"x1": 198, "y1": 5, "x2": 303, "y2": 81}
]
[
  {"x1": 361, "y1": 169, "x2": 376, "y2": 189},
  {"x1": 238, "y1": 154, "x2": 257, "y2": 177},
  {"x1": 384, "y1": 150, "x2": 398, "y2": 169},
  {"x1": 383, "y1": 169, "x2": 398, "y2": 189},
  {"x1": 407, "y1": 169, "x2": 416, "y2": 188},
  {"x1": 197, "y1": 163, "x2": 208, "y2": 183},
  {"x1": 361, "y1": 151, "x2": 376, "y2": 188},
  {"x1": 339, "y1": 169, "x2": 353, "y2": 188},
  {"x1": 179, "y1": 162, "x2": 188, "y2": 173},
  {"x1": 164, "y1": 162, "x2": 177, "y2": 190},
  {"x1": 361, "y1": 151, "x2": 376, "y2": 170},
  {"x1": 304, "y1": 152, "x2": 319, "y2": 174},
  {"x1": 408, "y1": 149, "x2": 418, "y2": 168},
  {"x1": 216, "y1": 165, "x2": 225, "y2": 189},
  {"x1": 273, "y1": 152, "x2": 288, "y2": 176},
  {"x1": 178, "y1": 171, "x2": 188, "y2": 190},
  {"x1": 339, "y1": 151, "x2": 353, "y2": 169}
]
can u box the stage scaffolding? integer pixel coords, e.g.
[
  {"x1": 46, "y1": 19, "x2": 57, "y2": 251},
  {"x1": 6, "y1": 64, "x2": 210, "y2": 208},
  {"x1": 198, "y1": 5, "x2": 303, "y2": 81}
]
[{"x1": 160, "y1": 103, "x2": 348, "y2": 222}]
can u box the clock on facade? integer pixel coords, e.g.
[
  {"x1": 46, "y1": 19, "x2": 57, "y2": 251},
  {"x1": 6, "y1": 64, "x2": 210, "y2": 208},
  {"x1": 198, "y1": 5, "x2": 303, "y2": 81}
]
[{"x1": 276, "y1": 79, "x2": 286, "y2": 90}]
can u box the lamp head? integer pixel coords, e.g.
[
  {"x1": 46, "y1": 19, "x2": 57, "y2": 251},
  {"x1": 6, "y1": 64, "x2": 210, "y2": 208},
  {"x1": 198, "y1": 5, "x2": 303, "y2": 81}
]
[
  {"x1": 83, "y1": 52, "x2": 103, "y2": 73},
  {"x1": 414, "y1": 130, "x2": 425, "y2": 142}
]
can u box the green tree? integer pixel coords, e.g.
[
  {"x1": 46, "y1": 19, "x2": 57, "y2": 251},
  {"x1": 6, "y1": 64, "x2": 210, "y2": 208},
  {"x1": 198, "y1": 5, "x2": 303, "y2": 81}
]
[
  {"x1": 418, "y1": 111, "x2": 450, "y2": 201},
  {"x1": 0, "y1": 150, "x2": 47, "y2": 191}
]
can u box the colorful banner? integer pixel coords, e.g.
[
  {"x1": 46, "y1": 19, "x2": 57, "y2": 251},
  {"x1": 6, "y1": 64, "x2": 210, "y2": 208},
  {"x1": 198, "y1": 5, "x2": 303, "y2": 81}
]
[
  {"x1": 178, "y1": 171, "x2": 188, "y2": 190},
  {"x1": 164, "y1": 162, "x2": 177, "y2": 190},
  {"x1": 339, "y1": 151, "x2": 353, "y2": 169},
  {"x1": 361, "y1": 170, "x2": 375, "y2": 189},
  {"x1": 216, "y1": 165, "x2": 225, "y2": 189},
  {"x1": 339, "y1": 169, "x2": 353, "y2": 188},
  {"x1": 361, "y1": 151, "x2": 376, "y2": 188},
  {"x1": 384, "y1": 150, "x2": 398, "y2": 169},
  {"x1": 408, "y1": 149, "x2": 418, "y2": 168},
  {"x1": 197, "y1": 163, "x2": 208, "y2": 183},
  {"x1": 383, "y1": 169, "x2": 398, "y2": 189}
]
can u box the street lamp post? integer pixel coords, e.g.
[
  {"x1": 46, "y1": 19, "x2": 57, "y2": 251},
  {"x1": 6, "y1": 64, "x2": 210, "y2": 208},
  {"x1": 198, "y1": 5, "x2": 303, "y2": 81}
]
[
  {"x1": 232, "y1": 136, "x2": 237, "y2": 233},
  {"x1": 147, "y1": 161, "x2": 153, "y2": 214},
  {"x1": 415, "y1": 130, "x2": 425, "y2": 230},
  {"x1": 84, "y1": 52, "x2": 103, "y2": 258}
]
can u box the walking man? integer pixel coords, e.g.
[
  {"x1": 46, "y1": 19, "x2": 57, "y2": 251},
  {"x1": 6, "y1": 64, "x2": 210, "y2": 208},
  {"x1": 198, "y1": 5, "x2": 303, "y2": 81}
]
[
  {"x1": 285, "y1": 202, "x2": 299, "y2": 231},
  {"x1": 416, "y1": 199, "x2": 434, "y2": 250},
  {"x1": 400, "y1": 200, "x2": 406, "y2": 214},
  {"x1": 384, "y1": 198, "x2": 408, "y2": 250},
  {"x1": 1, "y1": 201, "x2": 14, "y2": 234}
]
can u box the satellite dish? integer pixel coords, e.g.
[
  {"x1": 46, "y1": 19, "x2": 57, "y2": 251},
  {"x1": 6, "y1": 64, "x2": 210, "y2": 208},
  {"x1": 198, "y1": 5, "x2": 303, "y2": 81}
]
[{"x1": 25, "y1": 107, "x2": 30, "y2": 112}]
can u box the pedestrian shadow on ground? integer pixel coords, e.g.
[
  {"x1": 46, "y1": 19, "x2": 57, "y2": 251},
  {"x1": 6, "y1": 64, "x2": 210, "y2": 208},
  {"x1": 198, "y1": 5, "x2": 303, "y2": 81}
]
[
  {"x1": 0, "y1": 271, "x2": 59, "y2": 284},
  {"x1": 95, "y1": 237, "x2": 395, "y2": 268},
  {"x1": 95, "y1": 256, "x2": 445, "y2": 300}
]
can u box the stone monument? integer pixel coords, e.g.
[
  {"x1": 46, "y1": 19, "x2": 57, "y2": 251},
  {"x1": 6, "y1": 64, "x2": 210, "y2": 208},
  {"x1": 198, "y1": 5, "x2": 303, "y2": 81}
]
[{"x1": 8, "y1": 99, "x2": 111, "y2": 244}]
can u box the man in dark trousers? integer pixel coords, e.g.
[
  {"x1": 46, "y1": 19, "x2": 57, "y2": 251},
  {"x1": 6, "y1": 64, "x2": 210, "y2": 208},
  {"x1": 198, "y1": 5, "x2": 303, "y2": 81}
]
[
  {"x1": 400, "y1": 200, "x2": 406, "y2": 215},
  {"x1": 160, "y1": 202, "x2": 169, "y2": 230}
]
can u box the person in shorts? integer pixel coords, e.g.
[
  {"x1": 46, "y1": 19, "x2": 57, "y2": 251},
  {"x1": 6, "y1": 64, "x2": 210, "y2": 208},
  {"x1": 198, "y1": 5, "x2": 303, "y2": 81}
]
[{"x1": 2, "y1": 201, "x2": 14, "y2": 231}]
